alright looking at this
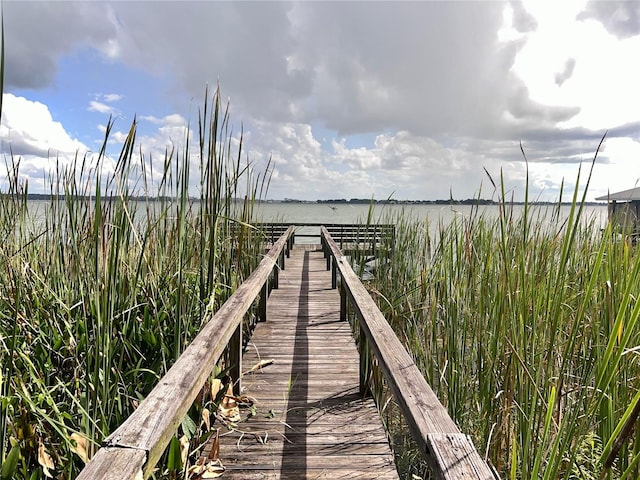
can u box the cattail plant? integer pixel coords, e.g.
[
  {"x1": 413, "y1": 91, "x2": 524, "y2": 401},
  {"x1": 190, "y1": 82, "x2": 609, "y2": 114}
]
[
  {"x1": 0, "y1": 87, "x2": 270, "y2": 479},
  {"x1": 365, "y1": 139, "x2": 640, "y2": 479}
]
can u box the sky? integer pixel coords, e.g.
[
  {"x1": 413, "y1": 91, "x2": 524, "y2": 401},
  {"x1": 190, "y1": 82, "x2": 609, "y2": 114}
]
[{"x1": 0, "y1": 0, "x2": 639, "y2": 202}]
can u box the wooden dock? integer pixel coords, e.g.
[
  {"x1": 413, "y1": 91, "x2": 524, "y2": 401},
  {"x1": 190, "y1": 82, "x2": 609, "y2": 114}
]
[
  {"x1": 213, "y1": 245, "x2": 399, "y2": 479},
  {"x1": 78, "y1": 225, "x2": 497, "y2": 480}
]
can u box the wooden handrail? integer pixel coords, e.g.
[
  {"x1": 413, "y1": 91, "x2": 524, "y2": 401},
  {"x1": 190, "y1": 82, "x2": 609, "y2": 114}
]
[
  {"x1": 254, "y1": 223, "x2": 395, "y2": 256},
  {"x1": 321, "y1": 226, "x2": 498, "y2": 480},
  {"x1": 77, "y1": 226, "x2": 295, "y2": 479}
]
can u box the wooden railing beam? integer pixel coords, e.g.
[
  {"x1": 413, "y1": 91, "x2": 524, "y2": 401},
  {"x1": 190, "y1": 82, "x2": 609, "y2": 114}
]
[
  {"x1": 74, "y1": 447, "x2": 146, "y2": 480},
  {"x1": 321, "y1": 227, "x2": 497, "y2": 480},
  {"x1": 253, "y1": 223, "x2": 395, "y2": 254}
]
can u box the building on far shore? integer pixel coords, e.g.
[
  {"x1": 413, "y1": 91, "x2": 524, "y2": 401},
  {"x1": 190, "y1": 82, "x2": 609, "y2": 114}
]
[{"x1": 596, "y1": 187, "x2": 640, "y2": 236}]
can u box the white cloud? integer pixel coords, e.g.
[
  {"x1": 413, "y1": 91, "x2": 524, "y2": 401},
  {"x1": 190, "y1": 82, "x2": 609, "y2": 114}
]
[
  {"x1": 577, "y1": 1, "x2": 640, "y2": 39},
  {"x1": 243, "y1": 123, "x2": 518, "y2": 200},
  {"x1": 103, "y1": 93, "x2": 124, "y2": 103},
  {"x1": 242, "y1": 117, "x2": 624, "y2": 201},
  {"x1": 0, "y1": 94, "x2": 96, "y2": 192},
  {"x1": 88, "y1": 94, "x2": 124, "y2": 115},
  {"x1": 1, "y1": 94, "x2": 88, "y2": 157},
  {"x1": 512, "y1": 1, "x2": 640, "y2": 130},
  {"x1": 88, "y1": 101, "x2": 115, "y2": 114},
  {"x1": 2, "y1": 1, "x2": 638, "y2": 201},
  {"x1": 139, "y1": 115, "x2": 164, "y2": 125}
]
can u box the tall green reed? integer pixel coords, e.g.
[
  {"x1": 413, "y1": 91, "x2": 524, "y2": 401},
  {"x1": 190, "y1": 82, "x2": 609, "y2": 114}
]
[
  {"x1": 367, "y1": 141, "x2": 640, "y2": 479},
  {"x1": 0, "y1": 87, "x2": 269, "y2": 479}
]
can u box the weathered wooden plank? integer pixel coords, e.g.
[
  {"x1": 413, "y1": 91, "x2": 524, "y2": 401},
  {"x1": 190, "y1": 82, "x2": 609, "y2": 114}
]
[
  {"x1": 223, "y1": 454, "x2": 396, "y2": 467},
  {"x1": 220, "y1": 469, "x2": 400, "y2": 480},
  {"x1": 245, "y1": 369, "x2": 360, "y2": 378},
  {"x1": 218, "y1": 435, "x2": 393, "y2": 450},
  {"x1": 427, "y1": 433, "x2": 497, "y2": 480},
  {"x1": 75, "y1": 447, "x2": 146, "y2": 480},
  {"x1": 220, "y1": 402, "x2": 387, "y2": 420}
]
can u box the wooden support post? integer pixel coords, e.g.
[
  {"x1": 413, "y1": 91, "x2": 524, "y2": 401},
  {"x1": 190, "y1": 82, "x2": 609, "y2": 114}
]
[
  {"x1": 280, "y1": 248, "x2": 285, "y2": 271},
  {"x1": 229, "y1": 323, "x2": 242, "y2": 395},
  {"x1": 331, "y1": 258, "x2": 337, "y2": 289},
  {"x1": 259, "y1": 282, "x2": 268, "y2": 322},
  {"x1": 340, "y1": 282, "x2": 347, "y2": 322},
  {"x1": 273, "y1": 264, "x2": 279, "y2": 290},
  {"x1": 372, "y1": 226, "x2": 378, "y2": 257},
  {"x1": 359, "y1": 332, "x2": 371, "y2": 397}
]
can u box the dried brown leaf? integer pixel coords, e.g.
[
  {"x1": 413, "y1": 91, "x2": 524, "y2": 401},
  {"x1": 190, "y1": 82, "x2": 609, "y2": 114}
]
[
  {"x1": 38, "y1": 441, "x2": 55, "y2": 478},
  {"x1": 188, "y1": 459, "x2": 225, "y2": 479},
  {"x1": 180, "y1": 435, "x2": 190, "y2": 465},
  {"x1": 69, "y1": 433, "x2": 89, "y2": 463},
  {"x1": 243, "y1": 359, "x2": 274, "y2": 375},
  {"x1": 208, "y1": 429, "x2": 220, "y2": 461},
  {"x1": 201, "y1": 408, "x2": 211, "y2": 432},
  {"x1": 210, "y1": 379, "x2": 222, "y2": 400},
  {"x1": 237, "y1": 395, "x2": 257, "y2": 406},
  {"x1": 217, "y1": 385, "x2": 240, "y2": 423},
  {"x1": 201, "y1": 459, "x2": 225, "y2": 478}
]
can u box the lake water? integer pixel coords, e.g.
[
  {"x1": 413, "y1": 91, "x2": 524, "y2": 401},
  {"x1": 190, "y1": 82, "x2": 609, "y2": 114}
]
[
  {"x1": 256, "y1": 202, "x2": 607, "y2": 222},
  {"x1": 255, "y1": 202, "x2": 609, "y2": 243},
  {"x1": 22, "y1": 199, "x2": 609, "y2": 245}
]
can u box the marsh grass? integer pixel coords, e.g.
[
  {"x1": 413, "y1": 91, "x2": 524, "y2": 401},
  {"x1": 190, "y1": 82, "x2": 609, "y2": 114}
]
[
  {"x1": 363, "y1": 146, "x2": 640, "y2": 479},
  {"x1": 0, "y1": 88, "x2": 269, "y2": 479}
]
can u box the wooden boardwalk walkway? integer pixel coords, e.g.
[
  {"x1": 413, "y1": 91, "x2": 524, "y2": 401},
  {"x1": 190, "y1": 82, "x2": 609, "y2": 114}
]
[
  {"x1": 78, "y1": 226, "x2": 497, "y2": 479},
  {"x1": 214, "y1": 245, "x2": 400, "y2": 479}
]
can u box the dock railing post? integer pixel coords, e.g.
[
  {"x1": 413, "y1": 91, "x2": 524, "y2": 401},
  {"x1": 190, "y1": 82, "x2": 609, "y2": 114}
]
[
  {"x1": 372, "y1": 225, "x2": 378, "y2": 257},
  {"x1": 230, "y1": 324, "x2": 242, "y2": 395},
  {"x1": 273, "y1": 264, "x2": 279, "y2": 290},
  {"x1": 259, "y1": 282, "x2": 268, "y2": 322},
  {"x1": 331, "y1": 258, "x2": 337, "y2": 289},
  {"x1": 340, "y1": 281, "x2": 346, "y2": 322},
  {"x1": 279, "y1": 247, "x2": 285, "y2": 272},
  {"x1": 358, "y1": 331, "x2": 371, "y2": 397}
]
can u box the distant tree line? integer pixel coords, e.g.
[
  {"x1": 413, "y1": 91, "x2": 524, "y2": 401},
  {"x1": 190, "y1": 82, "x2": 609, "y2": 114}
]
[
  {"x1": 318, "y1": 198, "x2": 496, "y2": 205},
  {"x1": 312, "y1": 198, "x2": 601, "y2": 206},
  {"x1": 19, "y1": 194, "x2": 601, "y2": 206}
]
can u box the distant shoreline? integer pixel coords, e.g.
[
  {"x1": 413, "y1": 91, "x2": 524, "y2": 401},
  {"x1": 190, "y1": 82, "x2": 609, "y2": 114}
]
[
  {"x1": 15, "y1": 193, "x2": 604, "y2": 206},
  {"x1": 273, "y1": 198, "x2": 605, "y2": 206}
]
